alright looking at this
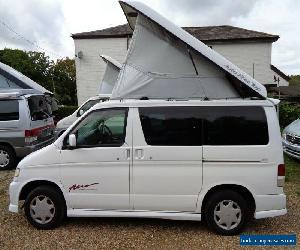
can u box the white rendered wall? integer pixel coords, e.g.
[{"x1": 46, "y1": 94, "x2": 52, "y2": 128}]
[
  {"x1": 74, "y1": 37, "x2": 128, "y2": 105},
  {"x1": 210, "y1": 42, "x2": 289, "y2": 87}
]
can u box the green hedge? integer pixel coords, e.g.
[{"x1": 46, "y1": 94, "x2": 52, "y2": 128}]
[
  {"x1": 53, "y1": 106, "x2": 78, "y2": 121},
  {"x1": 279, "y1": 102, "x2": 300, "y2": 129}
]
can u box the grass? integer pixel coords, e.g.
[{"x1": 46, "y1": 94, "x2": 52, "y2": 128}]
[{"x1": 284, "y1": 154, "x2": 300, "y2": 196}]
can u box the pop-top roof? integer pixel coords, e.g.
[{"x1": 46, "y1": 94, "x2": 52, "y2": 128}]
[
  {"x1": 99, "y1": 55, "x2": 122, "y2": 95},
  {"x1": 0, "y1": 61, "x2": 52, "y2": 95},
  {"x1": 110, "y1": 1, "x2": 267, "y2": 100}
]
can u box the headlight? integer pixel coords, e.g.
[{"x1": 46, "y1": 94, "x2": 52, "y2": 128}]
[
  {"x1": 14, "y1": 168, "x2": 20, "y2": 178},
  {"x1": 282, "y1": 132, "x2": 286, "y2": 140}
]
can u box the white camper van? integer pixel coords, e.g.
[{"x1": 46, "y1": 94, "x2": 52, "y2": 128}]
[
  {"x1": 8, "y1": 1, "x2": 286, "y2": 235},
  {"x1": 55, "y1": 55, "x2": 121, "y2": 136},
  {"x1": 9, "y1": 99, "x2": 286, "y2": 235}
]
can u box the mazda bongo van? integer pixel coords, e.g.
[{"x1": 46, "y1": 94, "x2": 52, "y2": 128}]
[
  {"x1": 9, "y1": 99, "x2": 286, "y2": 235},
  {"x1": 0, "y1": 90, "x2": 55, "y2": 170}
]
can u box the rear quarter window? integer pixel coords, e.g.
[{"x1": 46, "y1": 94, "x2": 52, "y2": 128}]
[
  {"x1": 0, "y1": 100, "x2": 19, "y2": 121},
  {"x1": 203, "y1": 106, "x2": 269, "y2": 145}
]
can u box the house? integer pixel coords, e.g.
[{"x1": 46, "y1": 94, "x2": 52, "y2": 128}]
[{"x1": 72, "y1": 24, "x2": 290, "y2": 105}]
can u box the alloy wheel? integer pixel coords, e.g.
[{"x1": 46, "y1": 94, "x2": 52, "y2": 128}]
[
  {"x1": 0, "y1": 150, "x2": 10, "y2": 168},
  {"x1": 30, "y1": 195, "x2": 56, "y2": 224},
  {"x1": 213, "y1": 200, "x2": 242, "y2": 230}
]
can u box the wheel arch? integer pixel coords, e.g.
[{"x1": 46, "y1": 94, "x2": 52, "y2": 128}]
[
  {"x1": 199, "y1": 184, "x2": 256, "y2": 217},
  {"x1": 19, "y1": 179, "x2": 68, "y2": 207},
  {"x1": 0, "y1": 141, "x2": 16, "y2": 154}
]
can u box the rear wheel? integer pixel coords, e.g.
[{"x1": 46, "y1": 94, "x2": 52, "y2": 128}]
[
  {"x1": 204, "y1": 190, "x2": 249, "y2": 235},
  {"x1": 24, "y1": 185, "x2": 66, "y2": 229},
  {"x1": 0, "y1": 145, "x2": 16, "y2": 170}
]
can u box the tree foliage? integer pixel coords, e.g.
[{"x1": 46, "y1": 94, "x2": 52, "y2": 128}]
[
  {"x1": 0, "y1": 48, "x2": 77, "y2": 105},
  {"x1": 289, "y1": 75, "x2": 300, "y2": 86},
  {"x1": 51, "y1": 58, "x2": 77, "y2": 105}
]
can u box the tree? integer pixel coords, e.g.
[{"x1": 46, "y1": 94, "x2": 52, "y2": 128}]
[
  {"x1": 289, "y1": 75, "x2": 300, "y2": 86},
  {"x1": 0, "y1": 48, "x2": 54, "y2": 91},
  {"x1": 51, "y1": 57, "x2": 77, "y2": 105}
]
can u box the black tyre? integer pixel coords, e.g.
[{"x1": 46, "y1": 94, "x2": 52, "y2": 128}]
[
  {"x1": 204, "y1": 190, "x2": 249, "y2": 235},
  {"x1": 0, "y1": 145, "x2": 16, "y2": 170},
  {"x1": 24, "y1": 185, "x2": 66, "y2": 229}
]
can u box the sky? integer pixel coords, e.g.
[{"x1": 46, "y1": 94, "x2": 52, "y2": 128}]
[{"x1": 0, "y1": 0, "x2": 299, "y2": 75}]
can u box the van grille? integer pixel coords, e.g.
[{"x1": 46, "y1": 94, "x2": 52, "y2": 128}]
[
  {"x1": 286, "y1": 134, "x2": 300, "y2": 145},
  {"x1": 285, "y1": 147, "x2": 300, "y2": 157}
]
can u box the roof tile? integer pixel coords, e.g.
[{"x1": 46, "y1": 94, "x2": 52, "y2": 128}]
[{"x1": 72, "y1": 24, "x2": 279, "y2": 42}]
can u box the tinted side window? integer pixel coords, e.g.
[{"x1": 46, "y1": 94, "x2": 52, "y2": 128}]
[
  {"x1": 139, "y1": 107, "x2": 202, "y2": 146},
  {"x1": 203, "y1": 106, "x2": 268, "y2": 145},
  {"x1": 0, "y1": 100, "x2": 19, "y2": 121}
]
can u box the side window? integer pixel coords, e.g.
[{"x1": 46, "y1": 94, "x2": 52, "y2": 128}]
[
  {"x1": 0, "y1": 73, "x2": 21, "y2": 89},
  {"x1": 68, "y1": 108, "x2": 127, "y2": 148},
  {"x1": 0, "y1": 100, "x2": 19, "y2": 121},
  {"x1": 77, "y1": 99, "x2": 103, "y2": 117},
  {"x1": 139, "y1": 107, "x2": 202, "y2": 146},
  {"x1": 203, "y1": 106, "x2": 269, "y2": 145}
]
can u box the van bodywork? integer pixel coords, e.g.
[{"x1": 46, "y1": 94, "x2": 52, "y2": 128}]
[{"x1": 9, "y1": 99, "x2": 286, "y2": 234}]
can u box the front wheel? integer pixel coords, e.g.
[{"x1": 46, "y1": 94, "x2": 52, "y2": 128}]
[
  {"x1": 24, "y1": 185, "x2": 66, "y2": 229},
  {"x1": 204, "y1": 190, "x2": 249, "y2": 235}
]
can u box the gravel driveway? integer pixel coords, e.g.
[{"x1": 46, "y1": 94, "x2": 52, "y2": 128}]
[{"x1": 0, "y1": 170, "x2": 299, "y2": 249}]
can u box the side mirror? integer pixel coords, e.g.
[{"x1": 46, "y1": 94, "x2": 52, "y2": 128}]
[
  {"x1": 79, "y1": 109, "x2": 84, "y2": 116},
  {"x1": 68, "y1": 134, "x2": 77, "y2": 147}
]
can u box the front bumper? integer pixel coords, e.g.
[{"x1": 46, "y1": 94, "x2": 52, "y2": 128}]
[
  {"x1": 9, "y1": 180, "x2": 22, "y2": 213},
  {"x1": 282, "y1": 139, "x2": 300, "y2": 159},
  {"x1": 15, "y1": 137, "x2": 54, "y2": 158}
]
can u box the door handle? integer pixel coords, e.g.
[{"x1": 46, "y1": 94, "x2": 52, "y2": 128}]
[
  {"x1": 126, "y1": 149, "x2": 130, "y2": 160},
  {"x1": 135, "y1": 149, "x2": 144, "y2": 159}
]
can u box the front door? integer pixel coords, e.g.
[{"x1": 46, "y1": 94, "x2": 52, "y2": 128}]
[
  {"x1": 59, "y1": 107, "x2": 131, "y2": 210},
  {"x1": 131, "y1": 106, "x2": 203, "y2": 212}
]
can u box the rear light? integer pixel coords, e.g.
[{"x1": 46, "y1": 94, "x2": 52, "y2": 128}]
[
  {"x1": 277, "y1": 164, "x2": 285, "y2": 187},
  {"x1": 278, "y1": 164, "x2": 285, "y2": 176},
  {"x1": 25, "y1": 127, "x2": 42, "y2": 144},
  {"x1": 25, "y1": 125, "x2": 54, "y2": 144}
]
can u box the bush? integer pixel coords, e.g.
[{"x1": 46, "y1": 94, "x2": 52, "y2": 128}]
[
  {"x1": 279, "y1": 102, "x2": 300, "y2": 129},
  {"x1": 53, "y1": 105, "x2": 78, "y2": 122}
]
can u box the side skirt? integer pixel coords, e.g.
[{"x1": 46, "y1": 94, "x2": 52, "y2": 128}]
[{"x1": 67, "y1": 209, "x2": 202, "y2": 221}]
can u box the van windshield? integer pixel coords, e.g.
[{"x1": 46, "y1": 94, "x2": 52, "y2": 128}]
[{"x1": 27, "y1": 95, "x2": 52, "y2": 121}]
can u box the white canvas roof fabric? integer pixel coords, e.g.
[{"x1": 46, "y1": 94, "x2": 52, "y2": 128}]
[
  {"x1": 0, "y1": 61, "x2": 52, "y2": 95},
  {"x1": 111, "y1": 1, "x2": 267, "y2": 100},
  {"x1": 99, "y1": 55, "x2": 122, "y2": 95}
]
